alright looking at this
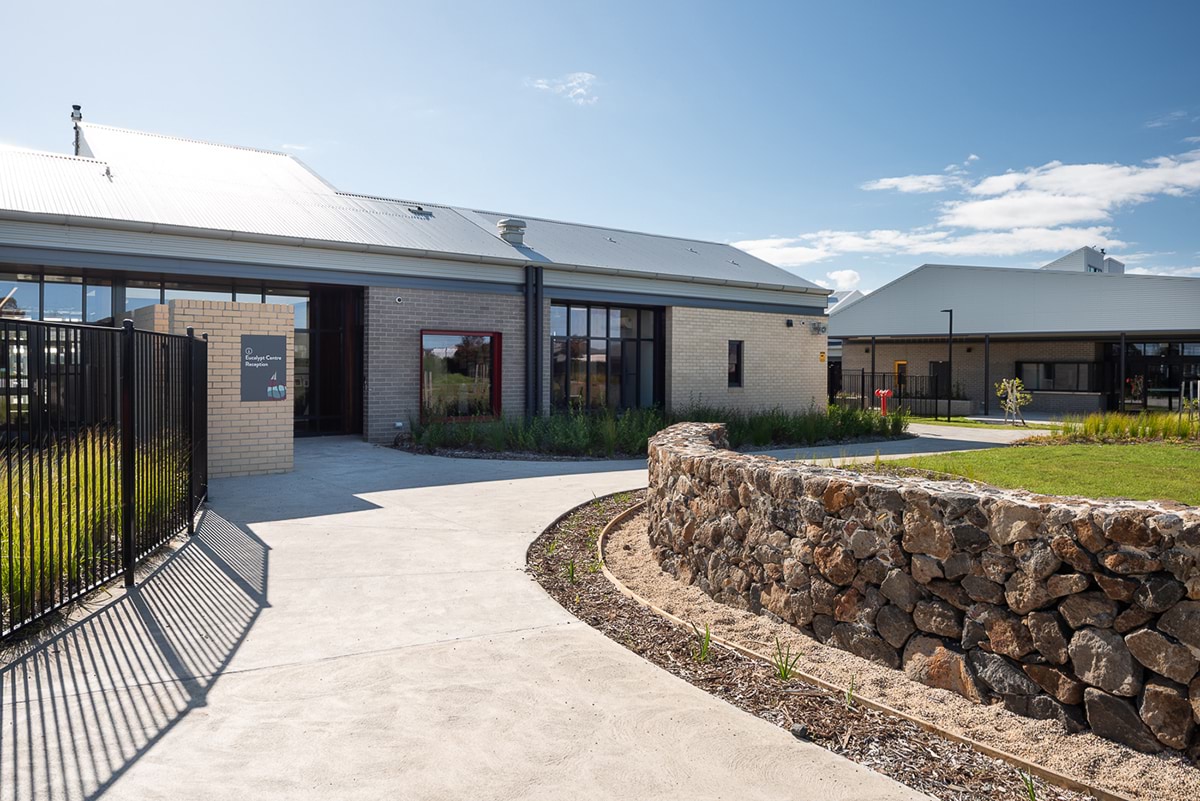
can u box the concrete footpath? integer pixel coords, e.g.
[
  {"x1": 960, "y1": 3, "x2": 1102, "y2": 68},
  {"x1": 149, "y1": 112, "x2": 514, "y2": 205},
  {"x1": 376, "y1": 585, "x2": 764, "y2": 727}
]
[{"x1": 0, "y1": 424, "x2": 1024, "y2": 800}]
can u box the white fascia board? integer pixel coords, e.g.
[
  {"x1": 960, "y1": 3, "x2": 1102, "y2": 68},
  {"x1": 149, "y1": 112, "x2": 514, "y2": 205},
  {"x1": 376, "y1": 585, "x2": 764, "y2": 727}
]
[{"x1": 0, "y1": 211, "x2": 832, "y2": 297}]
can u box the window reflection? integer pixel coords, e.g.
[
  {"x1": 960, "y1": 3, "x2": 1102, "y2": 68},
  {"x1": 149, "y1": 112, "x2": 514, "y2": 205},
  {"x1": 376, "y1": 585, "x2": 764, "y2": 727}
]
[
  {"x1": 0, "y1": 275, "x2": 40, "y2": 320},
  {"x1": 125, "y1": 283, "x2": 162, "y2": 321},
  {"x1": 421, "y1": 332, "x2": 498, "y2": 419},
  {"x1": 86, "y1": 283, "x2": 113, "y2": 324},
  {"x1": 43, "y1": 279, "x2": 83, "y2": 322},
  {"x1": 164, "y1": 283, "x2": 234, "y2": 303},
  {"x1": 267, "y1": 291, "x2": 309, "y2": 328}
]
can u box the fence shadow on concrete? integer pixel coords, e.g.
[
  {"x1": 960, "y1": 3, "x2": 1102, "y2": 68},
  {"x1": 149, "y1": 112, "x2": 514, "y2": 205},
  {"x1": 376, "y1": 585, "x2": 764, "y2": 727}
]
[{"x1": 0, "y1": 511, "x2": 268, "y2": 801}]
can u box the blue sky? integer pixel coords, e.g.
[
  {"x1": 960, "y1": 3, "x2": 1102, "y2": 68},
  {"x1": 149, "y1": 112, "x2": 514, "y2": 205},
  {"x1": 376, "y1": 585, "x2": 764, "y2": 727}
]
[{"x1": 3, "y1": 1, "x2": 1199, "y2": 291}]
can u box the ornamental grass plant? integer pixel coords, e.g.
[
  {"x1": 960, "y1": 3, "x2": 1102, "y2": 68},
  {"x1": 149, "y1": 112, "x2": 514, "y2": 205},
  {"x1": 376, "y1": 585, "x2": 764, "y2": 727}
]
[
  {"x1": 1056, "y1": 411, "x2": 1199, "y2": 441},
  {"x1": 409, "y1": 403, "x2": 909, "y2": 457},
  {"x1": 1, "y1": 429, "x2": 189, "y2": 629}
]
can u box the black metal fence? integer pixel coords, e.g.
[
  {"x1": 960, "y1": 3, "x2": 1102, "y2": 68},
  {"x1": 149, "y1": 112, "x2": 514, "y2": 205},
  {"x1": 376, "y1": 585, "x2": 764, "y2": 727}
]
[
  {"x1": 1, "y1": 318, "x2": 207, "y2": 637},
  {"x1": 832, "y1": 370, "x2": 941, "y2": 418}
]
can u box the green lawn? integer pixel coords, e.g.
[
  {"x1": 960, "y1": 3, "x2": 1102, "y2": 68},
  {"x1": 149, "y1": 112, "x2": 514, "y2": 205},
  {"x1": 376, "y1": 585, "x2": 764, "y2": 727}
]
[
  {"x1": 888, "y1": 442, "x2": 1200, "y2": 505},
  {"x1": 910, "y1": 416, "x2": 1058, "y2": 431}
]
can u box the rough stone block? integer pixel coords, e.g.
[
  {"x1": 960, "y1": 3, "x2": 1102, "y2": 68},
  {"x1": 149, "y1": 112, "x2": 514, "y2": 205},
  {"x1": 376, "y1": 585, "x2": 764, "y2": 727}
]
[
  {"x1": 903, "y1": 635, "x2": 985, "y2": 703},
  {"x1": 1125, "y1": 628, "x2": 1200, "y2": 684},
  {"x1": 1084, "y1": 689, "x2": 1163, "y2": 754},
  {"x1": 1069, "y1": 627, "x2": 1143, "y2": 697}
]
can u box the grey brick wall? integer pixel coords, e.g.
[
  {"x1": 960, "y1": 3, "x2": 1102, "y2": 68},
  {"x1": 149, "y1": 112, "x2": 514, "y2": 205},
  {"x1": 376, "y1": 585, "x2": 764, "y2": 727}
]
[
  {"x1": 665, "y1": 307, "x2": 828, "y2": 413},
  {"x1": 363, "y1": 287, "x2": 528, "y2": 443}
]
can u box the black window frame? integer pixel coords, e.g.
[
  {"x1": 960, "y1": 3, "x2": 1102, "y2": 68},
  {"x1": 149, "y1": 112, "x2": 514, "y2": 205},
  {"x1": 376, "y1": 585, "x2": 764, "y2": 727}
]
[
  {"x1": 728, "y1": 340, "x2": 744, "y2": 388},
  {"x1": 1015, "y1": 361, "x2": 1100, "y2": 392},
  {"x1": 549, "y1": 302, "x2": 662, "y2": 412}
]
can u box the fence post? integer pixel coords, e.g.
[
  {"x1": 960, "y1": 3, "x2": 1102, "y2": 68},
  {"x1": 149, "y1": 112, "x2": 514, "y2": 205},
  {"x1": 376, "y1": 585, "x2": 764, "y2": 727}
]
[
  {"x1": 860, "y1": 368, "x2": 866, "y2": 410},
  {"x1": 185, "y1": 326, "x2": 196, "y2": 535},
  {"x1": 199, "y1": 332, "x2": 209, "y2": 504},
  {"x1": 120, "y1": 320, "x2": 136, "y2": 587}
]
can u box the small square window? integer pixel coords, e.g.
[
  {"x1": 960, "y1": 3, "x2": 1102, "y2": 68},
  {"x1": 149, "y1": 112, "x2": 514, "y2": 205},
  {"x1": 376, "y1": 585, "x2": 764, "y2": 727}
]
[{"x1": 728, "y1": 340, "x2": 744, "y2": 388}]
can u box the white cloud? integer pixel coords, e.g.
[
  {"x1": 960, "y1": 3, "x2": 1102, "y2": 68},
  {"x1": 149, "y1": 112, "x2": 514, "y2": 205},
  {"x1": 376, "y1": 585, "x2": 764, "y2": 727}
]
[
  {"x1": 734, "y1": 226, "x2": 1124, "y2": 269},
  {"x1": 1145, "y1": 110, "x2": 1187, "y2": 128},
  {"x1": 864, "y1": 154, "x2": 981, "y2": 193},
  {"x1": 737, "y1": 146, "x2": 1200, "y2": 280},
  {"x1": 528, "y1": 72, "x2": 599, "y2": 106},
  {"x1": 823, "y1": 269, "x2": 861, "y2": 290},
  {"x1": 280, "y1": 143, "x2": 310, "y2": 152},
  {"x1": 1183, "y1": 136, "x2": 1200, "y2": 144},
  {"x1": 862, "y1": 174, "x2": 954, "y2": 193},
  {"x1": 1127, "y1": 265, "x2": 1200, "y2": 278},
  {"x1": 1115, "y1": 250, "x2": 1176, "y2": 265},
  {"x1": 732, "y1": 237, "x2": 830, "y2": 266},
  {"x1": 943, "y1": 149, "x2": 1200, "y2": 229}
]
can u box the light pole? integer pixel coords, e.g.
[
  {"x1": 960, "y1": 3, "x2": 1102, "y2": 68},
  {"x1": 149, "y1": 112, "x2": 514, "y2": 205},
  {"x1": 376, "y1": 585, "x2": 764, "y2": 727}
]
[{"x1": 941, "y1": 309, "x2": 953, "y2": 422}]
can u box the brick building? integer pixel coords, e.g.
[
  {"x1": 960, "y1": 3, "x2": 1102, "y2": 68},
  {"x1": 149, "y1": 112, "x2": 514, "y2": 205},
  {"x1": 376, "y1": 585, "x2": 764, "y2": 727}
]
[
  {"x1": 0, "y1": 110, "x2": 830, "y2": 465},
  {"x1": 829, "y1": 249, "x2": 1200, "y2": 416}
]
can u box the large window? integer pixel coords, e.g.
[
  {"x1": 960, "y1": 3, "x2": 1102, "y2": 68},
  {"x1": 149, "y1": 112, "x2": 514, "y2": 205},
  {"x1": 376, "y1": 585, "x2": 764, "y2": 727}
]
[
  {"x1": 1110, "y1": 341, "x2": 1200, "y2": 409},
  {"x1": 421, "y1": 331, "x2": 500, "y2": 420},
  {"x1": 1017, "y1": 361, "x2": 1098, "y2": 392},
  {"x1": 550, "y1": 303, "x2": 660, "y2": 411}
]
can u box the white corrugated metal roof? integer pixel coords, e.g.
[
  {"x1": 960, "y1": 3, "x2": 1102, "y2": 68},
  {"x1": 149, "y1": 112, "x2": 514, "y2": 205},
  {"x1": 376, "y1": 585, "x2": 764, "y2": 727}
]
[
  {"x1": 827, "y1": 264, "x2": 1200, "y2": 337},
  {"x1": 825, "y1": 289, "x2": 864, "y2": 314},
  {"x1": 0, "y1": 122, "x2": 825, "y2": 297}
]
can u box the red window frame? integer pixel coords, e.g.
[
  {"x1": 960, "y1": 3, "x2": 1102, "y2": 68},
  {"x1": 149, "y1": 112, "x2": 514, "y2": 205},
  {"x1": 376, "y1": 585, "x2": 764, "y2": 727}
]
[{"x1": 419, "y1": 329, "x2": 503, "y2": 422}]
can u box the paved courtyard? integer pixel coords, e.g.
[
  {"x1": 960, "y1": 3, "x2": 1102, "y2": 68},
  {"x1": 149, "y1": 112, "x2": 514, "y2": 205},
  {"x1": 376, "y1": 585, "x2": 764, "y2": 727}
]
[{"x1": 1, "y1": 425, "x2": 1031, "y2": 800}]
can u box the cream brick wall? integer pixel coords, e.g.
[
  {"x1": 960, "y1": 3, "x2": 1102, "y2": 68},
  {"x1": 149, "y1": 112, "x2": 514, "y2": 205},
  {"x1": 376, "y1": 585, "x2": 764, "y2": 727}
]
[
  {"x1": 665, "y1": 307, "x2": 828, "y2": 413},
  {"x1": 363, "y1": 286, "x2": 528, "y2": 443},
  {"x1": 842, "y1": 338, "x2": 1104, "y2": 412},
  {"x1": 139, "y1": 300, "x2": 294, "y2": 479}
]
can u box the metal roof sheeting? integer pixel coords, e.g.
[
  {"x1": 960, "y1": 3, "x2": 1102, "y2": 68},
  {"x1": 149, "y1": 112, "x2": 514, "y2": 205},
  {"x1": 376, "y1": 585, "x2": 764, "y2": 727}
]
[
  {"x1": 827, "y1": 264, "x2": 1200, "y2": 338},
  {"x1": 0, "y1": 123, "x2": 824, "y2": 297}
]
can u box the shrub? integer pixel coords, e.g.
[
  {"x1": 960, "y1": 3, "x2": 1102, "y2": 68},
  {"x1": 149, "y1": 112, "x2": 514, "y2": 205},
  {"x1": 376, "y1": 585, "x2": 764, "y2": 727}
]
[{"x1": 407, "y1": 403, "x2": 908, "y2": 457}]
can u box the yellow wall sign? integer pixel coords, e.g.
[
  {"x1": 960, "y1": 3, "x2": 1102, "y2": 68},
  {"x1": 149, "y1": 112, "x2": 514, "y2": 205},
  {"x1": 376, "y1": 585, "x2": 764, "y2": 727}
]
[{"x1": 819, "y1": 351, "x2": 826, "y2": 362}]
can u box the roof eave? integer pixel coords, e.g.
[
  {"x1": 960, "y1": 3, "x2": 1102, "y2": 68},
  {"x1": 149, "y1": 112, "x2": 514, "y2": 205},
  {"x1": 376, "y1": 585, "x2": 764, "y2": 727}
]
[{"x1": 0, "y1": 209, "x2": 829, "y2": 298}]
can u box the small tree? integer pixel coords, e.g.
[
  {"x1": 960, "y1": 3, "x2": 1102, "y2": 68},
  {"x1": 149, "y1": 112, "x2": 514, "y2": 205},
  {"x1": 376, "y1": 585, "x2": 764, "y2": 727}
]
[{"x1": 995, "y1": 377, "x2": 1032, "y2": 426}]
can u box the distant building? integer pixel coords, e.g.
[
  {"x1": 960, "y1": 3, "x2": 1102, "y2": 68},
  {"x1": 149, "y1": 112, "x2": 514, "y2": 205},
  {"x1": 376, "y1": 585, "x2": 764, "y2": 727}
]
[
  {"x1": 828, "y1": 248, "x2": 1200, "y2": 416},
  {"x1": 824, "y1": 289, "x2": 864, "y2": 364},
  {"x1": 1041, "y1": 246, "x2": 1125, "y2": 275}
]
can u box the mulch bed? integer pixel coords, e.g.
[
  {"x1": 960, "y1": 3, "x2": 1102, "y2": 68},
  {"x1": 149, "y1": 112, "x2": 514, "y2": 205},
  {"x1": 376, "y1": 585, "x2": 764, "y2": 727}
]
[{"x1": 526, "y1": 491, "x2": 1095, "y2": 801}]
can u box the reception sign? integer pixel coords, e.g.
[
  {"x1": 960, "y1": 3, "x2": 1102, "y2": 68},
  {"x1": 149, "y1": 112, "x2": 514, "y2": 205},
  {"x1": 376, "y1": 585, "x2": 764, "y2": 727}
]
[{"x1": 241, "y1": 335, "x2": 287, "y2": 401}]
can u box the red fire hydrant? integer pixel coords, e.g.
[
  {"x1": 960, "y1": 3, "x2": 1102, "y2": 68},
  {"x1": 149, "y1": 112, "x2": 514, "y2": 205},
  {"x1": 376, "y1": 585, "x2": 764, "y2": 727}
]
[{"x1": 875, "y1": 388, "x2": 894, "y2": 416}]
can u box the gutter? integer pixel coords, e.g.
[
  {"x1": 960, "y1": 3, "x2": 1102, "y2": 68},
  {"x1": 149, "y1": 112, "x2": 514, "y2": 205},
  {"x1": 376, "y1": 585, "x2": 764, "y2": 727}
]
[{"x1": 0, "y1": 209, "x2": 830, "y2": 300}]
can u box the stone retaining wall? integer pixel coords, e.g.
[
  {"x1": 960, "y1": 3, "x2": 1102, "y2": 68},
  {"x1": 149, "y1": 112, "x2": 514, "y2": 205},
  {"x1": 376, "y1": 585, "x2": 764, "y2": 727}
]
[{"x1": 647, "y1": 423, "x2": 1200, "y2": 758}]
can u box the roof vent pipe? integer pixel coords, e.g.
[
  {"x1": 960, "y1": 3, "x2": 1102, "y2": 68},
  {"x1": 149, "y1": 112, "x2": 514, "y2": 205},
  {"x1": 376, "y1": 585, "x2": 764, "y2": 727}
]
[
  {"x1": 71, "y1": 104, "x2": 83, "y2": 156},
  {"x1": 497, "y1": 218, "x2": 526, "y2": 246}
]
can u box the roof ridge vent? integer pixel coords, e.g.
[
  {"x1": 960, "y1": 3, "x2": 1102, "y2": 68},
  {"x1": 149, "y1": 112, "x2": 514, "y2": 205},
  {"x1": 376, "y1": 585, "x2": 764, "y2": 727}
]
[{"x1": 497, "y1": 218, "x2": 526, "y2": 246}]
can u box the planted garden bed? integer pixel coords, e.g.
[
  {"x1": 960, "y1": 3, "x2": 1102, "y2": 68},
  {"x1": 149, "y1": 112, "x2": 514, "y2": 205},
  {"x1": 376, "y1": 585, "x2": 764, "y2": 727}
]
[
  {"x1": 405, "y1": 404, "x2": 910, "y2": 458},
  {"x1": 527, "y1": 492, "x2": 1107, "y2": 801}
]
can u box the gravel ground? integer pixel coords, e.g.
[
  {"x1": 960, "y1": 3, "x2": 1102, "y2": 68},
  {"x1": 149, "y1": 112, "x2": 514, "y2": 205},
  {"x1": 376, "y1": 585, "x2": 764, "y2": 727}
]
[
  {"x1": 528, "y1": 492, "x2": 1098, "y2": 801},
  {"x1": 604, "y1": 507, "x2": 1200, "y2": 801}
]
